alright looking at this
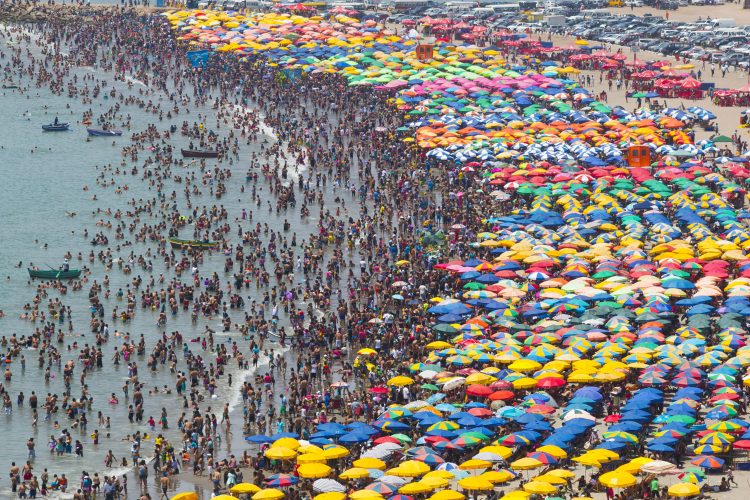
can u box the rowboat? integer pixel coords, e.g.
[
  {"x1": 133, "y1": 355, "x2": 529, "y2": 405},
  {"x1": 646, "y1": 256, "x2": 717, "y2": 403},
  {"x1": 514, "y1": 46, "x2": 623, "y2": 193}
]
[
  {"x1": 42, "y1": 122, "x2": 70, "y2": 132},
  {"x1": 87, "y1": 128, "x2": 122, "y2": 137},
  {"x1": 28, "y1": 268, "x2": 81, "y2": 279},
  {"x1": 181, "y1": 149, "x2": 219, "y2": 159},
  {"x1": 168, "y1": 238, "x2": 218, "y2": 250}
]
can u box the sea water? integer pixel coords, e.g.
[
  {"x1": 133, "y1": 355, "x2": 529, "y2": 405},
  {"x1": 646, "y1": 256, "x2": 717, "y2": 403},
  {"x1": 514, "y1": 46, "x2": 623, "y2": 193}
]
[{"x1": 0, "y1": 24, "x2": 318, "y2": 493}]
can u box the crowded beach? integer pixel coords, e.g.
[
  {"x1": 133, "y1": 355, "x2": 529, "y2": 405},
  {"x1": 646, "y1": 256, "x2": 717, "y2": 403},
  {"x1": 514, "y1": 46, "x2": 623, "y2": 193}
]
[{"x1": 3, "y1": 2, "x2": 750, "y2": 500}]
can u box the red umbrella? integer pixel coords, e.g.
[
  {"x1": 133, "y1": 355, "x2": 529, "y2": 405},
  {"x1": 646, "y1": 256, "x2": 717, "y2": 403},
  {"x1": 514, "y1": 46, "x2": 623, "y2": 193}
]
[
  {"x1": 370, "y1": 386, "x2": 389, "y2": 394},
  {"x1": 536, "y1": 377, "x2": 565, "y2": 389},
  {"x1": 489, "y1": 390, "x2": 515, "y2": 401},
  {"x1": 468, "y1": 408, "x2": 493, "y2": 417},
  {"x1": 373, "y1": 436, "x2": 401, "y2": 445},
  {"x1": 466, "y1": 384, "x2": 493, "y2": 397},
  {"x1": 681, "y1": 77, "x2": 702, "y2": 89},
  {"x1": 526, "y1": 404, "x2": 555, "y2": 415}
]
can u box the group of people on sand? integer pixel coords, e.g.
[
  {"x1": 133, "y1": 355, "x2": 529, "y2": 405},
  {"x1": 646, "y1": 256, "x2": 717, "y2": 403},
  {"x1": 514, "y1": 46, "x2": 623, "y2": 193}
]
[{"x1": 0, "y1": 6, "x2": 448, "y2": 498}]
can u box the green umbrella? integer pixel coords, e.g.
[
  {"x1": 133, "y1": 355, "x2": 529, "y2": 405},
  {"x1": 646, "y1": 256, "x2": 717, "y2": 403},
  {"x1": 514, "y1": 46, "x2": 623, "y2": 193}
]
[{"x1": 711, "y1": 134, "x2": 734, "y2": 143}]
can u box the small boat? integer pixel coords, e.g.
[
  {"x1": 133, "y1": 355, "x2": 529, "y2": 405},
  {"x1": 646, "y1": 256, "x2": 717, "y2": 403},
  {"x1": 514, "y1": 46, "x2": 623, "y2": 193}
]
[
  {"x1": 181, "y1": 149, "x2": 219, "y2": 159},
  {"x1": 42, "y1": 122, "x2": 70, "y2": 132},
  {"x1": 28, "y1": 268, "x2": 82, "y2": 280},
  {"x1": 87, "y1": 128, "x2": 122, "y2": 137},
  {"x1": 168, "y1": 238, "x2": 218, "y2": 250},
  {"x1": 2, "y1": 84, "x2": 19, "y2": 89}
]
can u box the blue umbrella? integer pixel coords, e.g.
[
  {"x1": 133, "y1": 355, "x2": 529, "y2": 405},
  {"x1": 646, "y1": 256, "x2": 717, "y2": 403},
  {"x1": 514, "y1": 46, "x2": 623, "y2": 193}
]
[
  {"x1": 339, "y1": 432, "x2": 370, "y2": 444},
  {"x1": 246, "y1": 434, "x2": 272, "y2": 443},
  {"x1": 647, "y1": 443, "x2": 675, "y2": 453}
]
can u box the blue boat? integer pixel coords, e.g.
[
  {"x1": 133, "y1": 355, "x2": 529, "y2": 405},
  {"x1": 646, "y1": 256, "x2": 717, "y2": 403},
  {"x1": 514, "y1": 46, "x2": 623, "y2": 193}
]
[
  {"x1": 87, "y1": 127, "x2": 122, "y2": 137},
  {"x1": 42, "y1": 122, "x2": 70, "y2": 132}
]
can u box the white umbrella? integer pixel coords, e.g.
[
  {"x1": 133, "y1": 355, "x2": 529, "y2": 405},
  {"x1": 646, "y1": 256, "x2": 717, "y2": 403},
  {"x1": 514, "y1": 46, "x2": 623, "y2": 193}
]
[
  {"x1": 378, "y1": 476, "x2": 409, "y2": 485},
  {"x1": 442, "y1": 377, "x2": 466, "y2": 391},
  {"x1": 562, "y1": 409, "x2": 595, "y2": 421},
  {"x1": 313, "y1": 479, "x2": 346, "y2": 493},
  {"x1": 361, "y1": 443, "x2": 401, "y2": 459},
  {"x1": 640, "y1": 460, "x2": 678, "y2": 475},
  {"x1": 472, "y1": 452, "x2": 506, "y2": 462},
  {"x1": 419, "y1": 370, "x2": 438, "y2": 380}
]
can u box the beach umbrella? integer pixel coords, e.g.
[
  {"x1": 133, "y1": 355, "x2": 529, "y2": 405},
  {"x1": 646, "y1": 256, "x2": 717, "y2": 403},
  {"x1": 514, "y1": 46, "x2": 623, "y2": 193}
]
[
  {"x1": 298, "y1": 464, "x2": 333, "y2": 479},
  {"x1": 350, "y1": 491, "x2": 386, "y2": 500},
  {"x1": 523, "y1": 481, "x2": 558, "y2": 494},
  {"x1": 265, "y1": 447, "x2": 297, "y2": 460},
  {"x1": 171, "y1": 494, "x2": 198, "y2": 500},
  {"x1": 429, "y1": 491, "x2": 465, "y2": 500},
  {"x1": 668, "y1": 483, "x2": 700, "y2": 497},
  {"x1": 458, "y1": 477, "x2": 495, "y2": 491},
  {"x1": 254, "y1": 489, "x2": 286, "y2": 500},
  {"x1": 313, "y1": 480, "x2": 347, "y2": 493},
  {"x1": 231, "y1": 484, "x2": 262, "y2": 495},
  {"x1": 355, "y1": 458, "x2": 387, "y2": 470},
  {"x1": 598, "y1": 472, "x2": 636, "y2": 488},
  {"x1": 266, "y1": 474, "x2": 298, "y2": 487},
  {"x1": 459, "y1": 459, "x2": 492, "y2": 470},
  {"x1": 315, "y1": 494, "x2": 347, "y2": 500},
  {"x1": 691, "y1": 456, "x2": 724, "y2": 469}
]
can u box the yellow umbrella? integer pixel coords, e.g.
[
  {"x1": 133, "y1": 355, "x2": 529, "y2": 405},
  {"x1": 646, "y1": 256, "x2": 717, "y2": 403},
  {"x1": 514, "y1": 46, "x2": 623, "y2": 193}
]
[
  {"x1": 273, "y1": 438, "x2": 300, "y2": 450},
  {"x1": 265, "y1": 447, "x2": 297, "y2": 460},
  {"x1": 500, "y1": 492, "x2": 530, "y2": 500},
  {"x1": 459, "y1": 459, "x2": 492, "y2": 470},
  {"x1": 523, "y1": 482, "x2": 557, "y2": 495},
  {"x1": 231, "y1": 484, "x2": 262, "y2": 494},
  {"x1": 429, "y1": 491, "x2": 465, "y2": 500},
  {"x1": 480, "y1": 470, "x2": 514, "y2": 484},
  {"x1": 545, "y1": 469, "x2": 574, "y2": 479},
  {"x1": 399, "y1": 482, "x2": 435, "y2": 494},
  {"x1": 358, "y1": 348, "x2": 377, "y2": 355},
  {"x1": 340, "y1": 467, "x2": 371, "y2": 479},
  {"x1": 253, "y1": 490, "x2": 286, "y2": 500},
  {"x1": 171, "y1": 494, "x2": 198, "y2": 500},
  {"x1": 421, "y1": 476, "x2": 450, "y2": 488},
  {"x1": 298, "y1": 463, "x2": 332, "y2": 479},
  {"x1": 388, "y1": 376, "x2": 415, "y2": 386},
  {"x1": 599, "y1": 472, "x2": 637, "y2": 488},
  {"x1": 668, "y1": 483, "x2": 700, "y2": 497},
  {"x1": 424, "y1": 470, "x2": 455, "y2": 480},
  {"x1": 426, "y1": 341, "x2": 452, "y2": 350},
  {"x1": 537, "y1": 446, "x2": 567, "y2": 459},
  {"x1": 297, "y1": 454, "x2": 327, "y2": 464},
  {"x1": 510, "y1": 457, "x2": 544, "y2": 470},
  {"x1": 298, "y1": 445, "x2": 324, "y2": 454},
  {"x1": 479, "y1": 445, "x2": 513, "y2": 459},
  {"x1": 314, "y1": 494, "x2": 346, "y2": 500},
  {"x1": 214, "y1": 496, "x2": 240, "y2": 500},
  {"x1": 535, "y1": 475, "x2": 567, "y2": 485},
  {"x1": 459, "y1": 477, "x2": 495, "y2": 491},
  {"x1": 353, "y1": 458, "x2": 386, "y2": 469},
  {"x1": 391, "y1": 460, "x2": 430, "y2": 477},
  {"x1": 322, "y1": 446, "x2": 349, "y2": 459},
  {"x1": 349, "y1": 491, "x2": 384, "y2": 500}
]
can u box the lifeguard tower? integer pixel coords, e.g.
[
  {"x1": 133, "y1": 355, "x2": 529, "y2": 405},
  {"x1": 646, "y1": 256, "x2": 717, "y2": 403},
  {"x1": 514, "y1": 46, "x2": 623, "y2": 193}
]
[
  {"x1": 626, "y1": 145, "x2": 651, "y2": 168},
  {"x1": 416, "y1": 36, "x2": 436, "y2": 61}
]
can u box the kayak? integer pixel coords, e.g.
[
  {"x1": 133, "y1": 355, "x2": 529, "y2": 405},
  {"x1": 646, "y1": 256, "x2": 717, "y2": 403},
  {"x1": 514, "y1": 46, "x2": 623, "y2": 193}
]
[
  {"x1": 168, "y1": 238, "x2": 218, "y2": 250},
  {"x1": 87, "y1": 128, "x2": 122, "y2": 137},
  {"x1": 28, "y1": 268, "x2": 81, "y2": 279},
  {"x1": 181, "y1": 149, "x2": 219, "y2": 158}
]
